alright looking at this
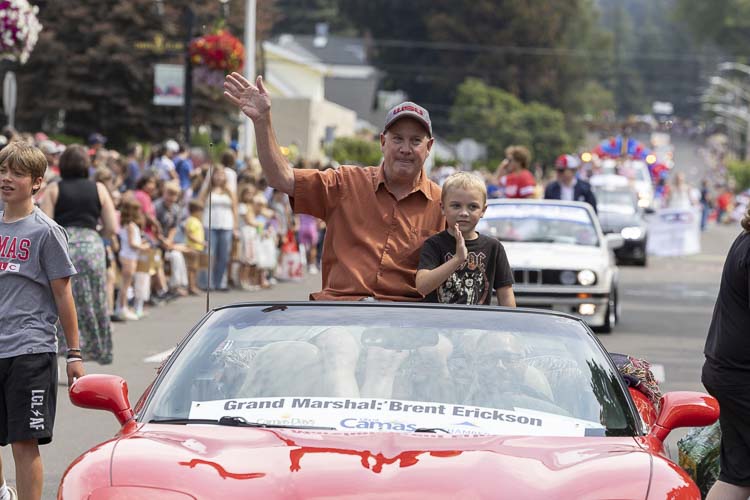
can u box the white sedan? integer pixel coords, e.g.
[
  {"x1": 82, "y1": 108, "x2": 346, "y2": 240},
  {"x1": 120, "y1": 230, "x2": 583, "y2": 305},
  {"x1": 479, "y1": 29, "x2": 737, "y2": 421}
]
[{"x1": 477, "y1": 199, "x2": 623, "y2": 333}]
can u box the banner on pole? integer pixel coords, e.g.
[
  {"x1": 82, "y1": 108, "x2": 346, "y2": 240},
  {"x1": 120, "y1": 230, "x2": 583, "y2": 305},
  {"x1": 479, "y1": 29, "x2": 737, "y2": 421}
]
[
  {"x1": 154, "y1": 64, "x2": 185, "y2": 106},
  {"x1": 646, "y1": 208, "x2": 701, "y2": 256}
]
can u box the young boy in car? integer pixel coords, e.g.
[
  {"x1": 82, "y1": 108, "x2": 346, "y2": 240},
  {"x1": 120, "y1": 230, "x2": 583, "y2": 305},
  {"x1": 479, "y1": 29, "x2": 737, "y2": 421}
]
[
  {"x1": 416, "y1": 172, "x2": 516, "y2": 306},
  {"x1": 0, "y1": 142, "x2": 85, "y2": 500}
]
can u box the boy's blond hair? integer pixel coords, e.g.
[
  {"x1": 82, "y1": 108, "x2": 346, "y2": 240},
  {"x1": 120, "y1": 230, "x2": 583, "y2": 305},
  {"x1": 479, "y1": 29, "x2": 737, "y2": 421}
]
[
  {"x1": 441, "y1": 171, "x2": 487, "y2": 204},
  {"x1": 0, "y1": 142, "x2": 48, "y2": 188},
  {"x1": 163, "y1": 181, "x2": 181, "y2": 195}
]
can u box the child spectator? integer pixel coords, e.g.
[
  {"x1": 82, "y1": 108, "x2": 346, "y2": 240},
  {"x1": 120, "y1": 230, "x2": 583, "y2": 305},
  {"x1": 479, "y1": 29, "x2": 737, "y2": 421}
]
[
  {"x1": 115, "y1": 198, "x2": 150, "y2": 320},
  {"x1": 237, "y1": 184, "x2": 261, "y2": 290},
  {"x1": 0, "y1": 142, "x2": 84, "y2": 499},
  {"x1": 252, "y1": 193, "x2": 276, "y2": 289},
  {"x1": 297, "y1": 213, "x2": 320, "y2": 275},
  {"x1": 184, "y1": 199, "x2": 205, "y2": 295},
  {"x1": 416, "y1": 172, "x2": 516, "y2": 306},
  {"x1": 154, "y1": 181, "x2": 188, "y2": 297}
]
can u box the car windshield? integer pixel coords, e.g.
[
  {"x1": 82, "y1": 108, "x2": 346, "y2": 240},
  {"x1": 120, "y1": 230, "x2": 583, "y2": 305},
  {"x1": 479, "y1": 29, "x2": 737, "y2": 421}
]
[
  {"x1": 476, "y1": 204, "x2": 600, "y2": 246},
  {"x1": 634, "y1": 166, "x2": 651, "y2": 183},
  {"x1": 141, "y1": 305, "x2": 637, "y2": 437},
  {"x1": 593, "y1": 189, "x2": 637, "y2": 215}
]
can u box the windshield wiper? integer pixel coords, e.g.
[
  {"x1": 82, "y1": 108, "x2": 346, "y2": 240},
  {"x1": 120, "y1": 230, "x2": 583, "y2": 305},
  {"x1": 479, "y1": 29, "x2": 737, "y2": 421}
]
[
  {"x1": 149, "y1": 416, "x2": 335, "y2": 431},
  {"x1": 413, "y1": 427, "x2": 451, "y2": 434}
]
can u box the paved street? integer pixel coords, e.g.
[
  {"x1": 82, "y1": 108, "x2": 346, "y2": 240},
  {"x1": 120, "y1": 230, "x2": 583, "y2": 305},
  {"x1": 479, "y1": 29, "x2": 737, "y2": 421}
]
[{"x1": 5, "y1": 137, "x2": 740, "y2": 498}]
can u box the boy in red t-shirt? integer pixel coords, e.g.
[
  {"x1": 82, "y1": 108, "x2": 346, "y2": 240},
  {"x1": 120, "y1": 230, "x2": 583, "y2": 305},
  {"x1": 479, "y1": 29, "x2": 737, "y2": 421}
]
[{"x1": 496, "y1": 145, "x2": 536, "y2": 198}]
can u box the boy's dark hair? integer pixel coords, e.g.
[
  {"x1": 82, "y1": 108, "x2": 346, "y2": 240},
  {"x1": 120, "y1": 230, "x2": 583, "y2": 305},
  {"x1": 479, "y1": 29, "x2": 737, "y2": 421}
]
[
  {"x1": 125, "y1": 143, "x2": 140, "y2": 157},
  {"x1": 220, "y1": 150, "x2": 236, "y2": 169},
  {"x1": 0, "y1": 141, "x2": 48, "y2": 188},
  {"x1": 58, "y1": 144, "x2": 90, "y2": 179},
  {"x1": 188, "y1": 199, "x2": 204, "y2": 214},
  {"x1": 136, "y1": 172, "x2": 156, "y2": 190}
]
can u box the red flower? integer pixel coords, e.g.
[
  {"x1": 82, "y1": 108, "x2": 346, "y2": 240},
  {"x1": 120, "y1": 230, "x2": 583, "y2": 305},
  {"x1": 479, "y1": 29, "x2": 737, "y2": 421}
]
[{"x1": 189, "y1": 29, "x2": 245, "y2": 73}]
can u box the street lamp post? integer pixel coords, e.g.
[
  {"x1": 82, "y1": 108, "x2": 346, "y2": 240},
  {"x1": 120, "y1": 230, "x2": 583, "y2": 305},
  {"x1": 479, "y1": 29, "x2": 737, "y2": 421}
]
[
  {"x1": 183, "y1": 7, "x2": 195, "y2": 145},
  {"x1": 240, "y1": 0, "x2": 256, "y2": 160}
]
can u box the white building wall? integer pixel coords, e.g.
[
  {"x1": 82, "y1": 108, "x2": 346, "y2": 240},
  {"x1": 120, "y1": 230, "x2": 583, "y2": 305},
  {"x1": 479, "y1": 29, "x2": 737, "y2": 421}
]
[
  {"x1": 270, "y1": 98, "x2": 356, "y2": 161},
  {"x1": 265, "y1": 57, "x2": 325, "y2": 100}
]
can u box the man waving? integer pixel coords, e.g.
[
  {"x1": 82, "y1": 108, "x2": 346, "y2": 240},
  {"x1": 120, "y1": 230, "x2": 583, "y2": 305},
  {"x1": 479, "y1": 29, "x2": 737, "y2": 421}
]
[{"x1": 224, "y1": 73, "x2": 445, "y2": 301}]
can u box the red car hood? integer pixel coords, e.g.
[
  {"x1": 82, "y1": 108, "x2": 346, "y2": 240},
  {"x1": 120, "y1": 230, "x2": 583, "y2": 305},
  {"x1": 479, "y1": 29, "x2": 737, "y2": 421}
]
[{"x1": 109, "y1": 424, "x2": 652, "y2": 499}]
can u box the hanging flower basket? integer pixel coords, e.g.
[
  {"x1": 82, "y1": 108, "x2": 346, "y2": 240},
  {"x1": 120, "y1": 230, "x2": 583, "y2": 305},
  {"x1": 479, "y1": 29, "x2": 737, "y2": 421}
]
[
  {"x1": 189, "y1": 29, "x2": 245, "y2": 74},
  {"x1": 0, "y1": 0, "x2": 42, "y2": 64}
]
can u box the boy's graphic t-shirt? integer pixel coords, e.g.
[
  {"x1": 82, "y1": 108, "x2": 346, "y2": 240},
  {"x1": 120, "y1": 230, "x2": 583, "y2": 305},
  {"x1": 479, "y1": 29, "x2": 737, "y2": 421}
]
[
  {"x1": 0, "y1": 208, "x2": 76, "y2": 358},
  {"x1": 418, "y1": 230, "x2": 513, "y2": 305}
]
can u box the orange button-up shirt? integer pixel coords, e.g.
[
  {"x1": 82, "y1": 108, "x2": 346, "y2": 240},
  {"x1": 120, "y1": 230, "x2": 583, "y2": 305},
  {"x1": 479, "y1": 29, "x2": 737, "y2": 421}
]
[{"x1": 292, "y1": 165, "x2": 445, "y2": 301}]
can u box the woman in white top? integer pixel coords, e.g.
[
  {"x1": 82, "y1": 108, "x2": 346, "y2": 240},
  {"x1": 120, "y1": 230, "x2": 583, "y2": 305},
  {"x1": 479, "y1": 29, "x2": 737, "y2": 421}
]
[
  {"x1": 199, "y1": 165, "x2": 239, "y2": 290},
  {"x1": 668, "y1": 172, "x2": 696, "y2": 210}
]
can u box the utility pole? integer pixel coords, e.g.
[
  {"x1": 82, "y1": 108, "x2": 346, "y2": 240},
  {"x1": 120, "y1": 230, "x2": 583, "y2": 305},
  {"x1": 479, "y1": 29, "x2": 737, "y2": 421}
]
[
  {"x1": 613, "y1": 3, "x2": 623, "y2": 119},
  {"x1": 183, "y1": 6, "x2": 195, "y2": 145},
  {"x1": 240, "y1": 0, "x2": 256, "y2": 159}
]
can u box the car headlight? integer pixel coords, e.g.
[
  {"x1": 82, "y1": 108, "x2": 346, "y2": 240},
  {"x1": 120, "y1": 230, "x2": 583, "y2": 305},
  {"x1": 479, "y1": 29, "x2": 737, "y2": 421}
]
[
  {"x1": 559, "y1": 270, "x2": 577, "y2": 285},
  {"x1": 621, "y1": 226, "x2": 643, "y2": 239},
  {"x1": 577, "y1": 269, "x2": 596, "y2": 286}
]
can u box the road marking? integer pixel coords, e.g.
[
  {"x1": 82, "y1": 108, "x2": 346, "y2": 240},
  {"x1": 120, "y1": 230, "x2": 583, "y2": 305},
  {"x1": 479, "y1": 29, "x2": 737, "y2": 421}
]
[
  {"x1": 651, "y1": 363, "x2": 666, "y2": 384},
  {"x1": 144, "y1": 348, "x2": 175, "y2": 364}
]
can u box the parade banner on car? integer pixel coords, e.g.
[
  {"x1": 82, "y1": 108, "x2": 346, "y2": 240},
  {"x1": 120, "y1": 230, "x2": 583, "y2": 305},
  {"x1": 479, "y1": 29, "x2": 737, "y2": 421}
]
[
  {"x1": 189, "y1": 397, "x2": 603, "y2": 437},
  {"x1": 646, "y1": 207, "x2": 701, "y2": 256}
]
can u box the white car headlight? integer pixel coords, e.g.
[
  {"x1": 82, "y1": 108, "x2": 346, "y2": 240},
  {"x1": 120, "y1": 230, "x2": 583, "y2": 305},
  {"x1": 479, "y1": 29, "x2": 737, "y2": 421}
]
[
  {"x1": 621, "y1": 226, "x2": 643, "y2": 240},
  {"x1": 577, "y1": 269, "x2": 596, "y2": 286}
]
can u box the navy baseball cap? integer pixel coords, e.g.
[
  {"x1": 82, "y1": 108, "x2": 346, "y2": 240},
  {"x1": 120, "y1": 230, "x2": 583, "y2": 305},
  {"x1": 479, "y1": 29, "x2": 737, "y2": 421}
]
[{"x1": 88, "y1": 132, "x2": 107, "y2": 145}]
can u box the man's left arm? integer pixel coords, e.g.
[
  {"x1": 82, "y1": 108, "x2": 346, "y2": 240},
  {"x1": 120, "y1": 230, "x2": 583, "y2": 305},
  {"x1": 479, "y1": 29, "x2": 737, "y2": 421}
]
[{"x1": 50, "y1": 277, "x2": 85, "y2": 386}]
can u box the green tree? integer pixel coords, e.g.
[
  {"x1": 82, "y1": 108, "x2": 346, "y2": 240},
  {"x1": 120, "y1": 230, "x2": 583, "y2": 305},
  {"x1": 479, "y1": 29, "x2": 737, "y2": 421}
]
[
  {"x1": 572, "y1": 80, "x2": 616, "y2": 119},
  {"x1": 450, "y1": 78, "x2": 573, "y2": 166},
  {"x1": 338, "y1": 0, "x2": 609, "y2": 136},
  {"x1": 599, "y1": 0, "x2": 713, "y2": 117},
  {"x1": 728, "y1": 158, "x2": 750, "y2": 191},
  {"x1": 674, "y1": 0, "x2": 750, "y2": 57},
  {"x1": 329, "y1": 136, "x2": 382, "y2": 166},
  {"x1": 16, "y1": 0, "x2": 276, "y2": 148},
  {"x1": 271, "y1": 0, "x2": 352, "y2": 35}
]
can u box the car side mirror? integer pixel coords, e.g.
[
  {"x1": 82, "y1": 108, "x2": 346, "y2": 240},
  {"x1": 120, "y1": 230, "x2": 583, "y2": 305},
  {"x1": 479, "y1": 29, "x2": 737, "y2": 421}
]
[
  {"x1": 648, "y1": 391, "x2": 719, "y2": 442},
  {"x1": 69, "y1": 374, "x2": 134, "y2": 426},
  {"x1": 605, "y1": 234, "x2": 624, "y2": 250}
]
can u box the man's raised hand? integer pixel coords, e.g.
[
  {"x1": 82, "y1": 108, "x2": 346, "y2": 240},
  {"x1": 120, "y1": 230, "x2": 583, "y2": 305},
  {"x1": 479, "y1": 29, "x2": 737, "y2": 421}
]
[{"x1": 223, "y1": 73, "x2": 271, "y2": 122}]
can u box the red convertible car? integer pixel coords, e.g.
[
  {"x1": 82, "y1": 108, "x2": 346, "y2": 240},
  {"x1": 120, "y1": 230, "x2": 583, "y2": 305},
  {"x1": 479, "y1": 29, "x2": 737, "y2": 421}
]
[{"x1": 60, "y1": 303, "x2": 718, "y2": 499}]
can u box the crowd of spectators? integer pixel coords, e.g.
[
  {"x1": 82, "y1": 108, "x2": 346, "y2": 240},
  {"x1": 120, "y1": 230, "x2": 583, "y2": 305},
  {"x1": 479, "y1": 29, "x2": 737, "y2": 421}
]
[{"x1": 0, "y1": 128, "x2": 326, "y2": 364}]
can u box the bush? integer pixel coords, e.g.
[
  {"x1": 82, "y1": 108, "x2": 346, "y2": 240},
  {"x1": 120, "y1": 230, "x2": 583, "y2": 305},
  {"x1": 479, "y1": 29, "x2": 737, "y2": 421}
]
[
  {"x1": 728, "y1": 159, "x2": 750, "y2": 191},
  {"x1": 330, "y1": 137, "x2": 382, "y2": 166},
  {"x1": 450, "y1": 78, "x2": 574, "y2": 166}
]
